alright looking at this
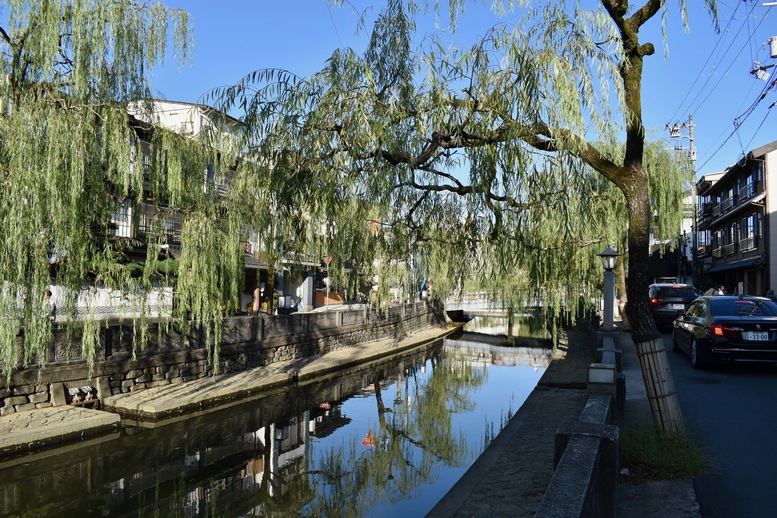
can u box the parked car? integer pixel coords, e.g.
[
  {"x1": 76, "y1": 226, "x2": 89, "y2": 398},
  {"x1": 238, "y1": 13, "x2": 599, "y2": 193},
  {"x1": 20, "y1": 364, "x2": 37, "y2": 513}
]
[
  {"x1": 672, "y1": 295, "x2": 777, "y2": 369},
  {"x1": 649, "y1": 283, "x2": 699, "y2": 328}
]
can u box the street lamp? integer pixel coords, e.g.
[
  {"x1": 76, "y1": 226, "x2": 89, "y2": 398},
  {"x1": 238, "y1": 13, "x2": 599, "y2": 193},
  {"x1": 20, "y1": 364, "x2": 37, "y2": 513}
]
[{"x1": 599, "y1": 247, "x2": 620, "y2": 331}]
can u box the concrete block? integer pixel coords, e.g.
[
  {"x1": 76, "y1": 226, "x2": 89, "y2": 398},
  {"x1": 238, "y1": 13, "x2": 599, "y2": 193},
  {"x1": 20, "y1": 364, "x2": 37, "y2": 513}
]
[
  {"x1": 580, "y1": 393, "x2": 613, "y2": 424},
  {"x1": 50, "y1": 383, "x2": 67, "y2": 406},
  {"x1": 5, "y1": 396, "x2": 27, "y2": 406},
  {"x1": 29, "y1": 392, "x2": 49, "y2": 404},
  {"x1": 548, "y1": 420, "x2": 619, "y2": 518},
  {"x1": 14, "y1": 384, "x2": 35, "y2": 395},
  {"x1": 96, "y1": 376, "x2": 112, "y2": 400},
  {"x1": 14, "y1": 402, "x2": 36, "y2": 412}
]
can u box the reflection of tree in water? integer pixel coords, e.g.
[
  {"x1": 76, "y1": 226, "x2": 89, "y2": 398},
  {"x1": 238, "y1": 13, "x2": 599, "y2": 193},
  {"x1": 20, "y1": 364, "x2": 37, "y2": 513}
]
[
  {"x1": 301, "y1": 351, "x2": 488, "y2": 517},
  {"x1": 467, "y1": 313, "x2": 548, "y2": 339}
]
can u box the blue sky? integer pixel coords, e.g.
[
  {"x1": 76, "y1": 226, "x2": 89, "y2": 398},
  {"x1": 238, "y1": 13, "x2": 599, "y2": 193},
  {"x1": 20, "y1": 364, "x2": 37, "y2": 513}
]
[{"x1": 152, "y1": 1, "x2": 777, "y2": 178}]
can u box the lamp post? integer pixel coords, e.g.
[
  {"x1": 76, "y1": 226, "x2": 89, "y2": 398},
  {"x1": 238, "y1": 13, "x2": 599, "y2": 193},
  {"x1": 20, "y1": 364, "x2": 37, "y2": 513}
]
[{"x1": 599, "y1": 247, "x2": 620, "y2": 331}]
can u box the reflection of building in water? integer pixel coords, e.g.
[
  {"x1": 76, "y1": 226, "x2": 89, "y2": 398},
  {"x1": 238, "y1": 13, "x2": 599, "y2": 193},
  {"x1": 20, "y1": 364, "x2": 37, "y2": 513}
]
[
  {"x1": 257, "y1": 412, "x2": 310, "y2": 498},
  {"x1": 0, "y1": 342, "x2": 440, "y2": 517},
  {"x1": 444, "y1": 339, "x2": 553, "y2": 370},
  {"x1": 101, "y1": 406, "x2": 362, "y2": 516},
  {"x1": 310, "y1": 403, "x2": 352, "y2": 439}
]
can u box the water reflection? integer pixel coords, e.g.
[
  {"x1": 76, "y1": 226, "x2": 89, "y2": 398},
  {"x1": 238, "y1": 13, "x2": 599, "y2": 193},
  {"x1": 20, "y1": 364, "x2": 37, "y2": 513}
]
[{"x1": 0, "y1": 320, "x2": 551, "y2": 517}]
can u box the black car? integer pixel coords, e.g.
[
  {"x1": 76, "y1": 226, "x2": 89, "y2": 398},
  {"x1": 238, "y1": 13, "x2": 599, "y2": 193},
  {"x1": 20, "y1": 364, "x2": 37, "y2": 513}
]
[
  {"x1": 672, "y1": 295, "x2": 777, "y2": 369},
  {"x1": 649, "y1": 284, "x2": 699, "y2": 328}
]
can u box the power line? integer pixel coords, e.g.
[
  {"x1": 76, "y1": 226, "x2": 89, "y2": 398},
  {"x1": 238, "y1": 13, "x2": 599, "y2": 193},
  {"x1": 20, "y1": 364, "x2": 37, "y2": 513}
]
[
  {"x1": 325, "y1": 0, "x2": 344, "y2": 48},
  {"x1": 687, "y1": 4, "x2": 766, "y2": 117},
  {"x1": 696, "y1": 78, "x2": 777, "y2": 170},
  {"x1": 667, "y1": 1, "x2": 746, "y2": 123},
  {"x1": 742, "y1": 102, "x2": 775, "y2": 150}
]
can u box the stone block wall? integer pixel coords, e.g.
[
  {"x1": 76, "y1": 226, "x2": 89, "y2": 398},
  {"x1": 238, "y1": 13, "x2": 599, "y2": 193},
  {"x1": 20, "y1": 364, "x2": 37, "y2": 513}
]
[{"x1": 0, "y1": 301, "x2": 445, "y2": 416}]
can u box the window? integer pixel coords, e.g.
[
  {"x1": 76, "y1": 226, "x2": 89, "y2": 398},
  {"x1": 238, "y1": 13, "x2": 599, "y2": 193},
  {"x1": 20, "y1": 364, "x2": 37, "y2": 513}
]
[
  {"x1": 110, "y1": 201, "x2": 133, "y2": 238},
  {"x1": 686, "y1": 301, "x2": 705, "y2": 318},
  {"x1": 712, "y1": 299, "x2": 777, "y2": 317},
  {"x1": 741, "y1": 216, "x2": 752, "y2": 242}
]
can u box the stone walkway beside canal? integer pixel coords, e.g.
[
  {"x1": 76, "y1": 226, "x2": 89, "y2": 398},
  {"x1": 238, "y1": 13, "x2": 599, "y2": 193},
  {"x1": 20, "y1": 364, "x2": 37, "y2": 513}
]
[
  {"x1": 102, "y1": 324, "x2": 461, "y2": 423},
  {"x1": 427, "y1": 326, "x2": 594, "y2": 517},
  {"x1": 0, "y1": 322, "x2": 460, "y2": 456}
]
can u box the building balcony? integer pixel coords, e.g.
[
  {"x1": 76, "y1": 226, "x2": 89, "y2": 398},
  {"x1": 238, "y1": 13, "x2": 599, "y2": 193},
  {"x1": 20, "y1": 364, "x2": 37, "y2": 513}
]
[
  {"x1": 738, "y1": 183, "x2": 758, "y2": 203},
  {"x1": 137, "y1": 203, "x2": 183, "y2": 244},
  {"x1": 722, "y1": 243, "x2": 736, "y2": 256},
  {"x1": 739, "y1": 236, "x2": 757, "y2": 252}
]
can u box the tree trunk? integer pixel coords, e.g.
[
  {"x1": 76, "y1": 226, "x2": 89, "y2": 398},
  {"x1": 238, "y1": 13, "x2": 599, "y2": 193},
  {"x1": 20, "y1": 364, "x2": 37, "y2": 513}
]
[
  {"x1": 633, "y1": 335, "x2": 686, "y2": 434},
  {"x1": 624, "y1": 172, "x2": 687, "y2": 436}
]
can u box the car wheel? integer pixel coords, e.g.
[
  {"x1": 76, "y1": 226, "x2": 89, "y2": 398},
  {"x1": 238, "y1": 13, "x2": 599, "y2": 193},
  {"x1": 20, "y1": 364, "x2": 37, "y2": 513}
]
[
  {"x1": 672, "y1": 330, "x2": 681, "y2": 353},
  {"x1": 690, "y1": 338, "x2": 705, "y2": 369}
]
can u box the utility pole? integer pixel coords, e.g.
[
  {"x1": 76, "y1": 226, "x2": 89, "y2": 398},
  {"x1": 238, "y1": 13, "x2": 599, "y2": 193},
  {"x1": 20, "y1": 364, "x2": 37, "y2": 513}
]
[
  {"x1": 666, "y1": 115, "x2": 696, "y2": 166},
  {"x1": 666, "y1": 115, "x2": 697, "y2": 285}
]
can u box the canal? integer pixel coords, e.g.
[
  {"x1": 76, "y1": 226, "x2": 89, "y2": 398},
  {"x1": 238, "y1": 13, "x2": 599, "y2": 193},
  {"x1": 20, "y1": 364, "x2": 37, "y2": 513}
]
[{"x1": 0, "y1": 317, "x2": 552, "y2": 517}]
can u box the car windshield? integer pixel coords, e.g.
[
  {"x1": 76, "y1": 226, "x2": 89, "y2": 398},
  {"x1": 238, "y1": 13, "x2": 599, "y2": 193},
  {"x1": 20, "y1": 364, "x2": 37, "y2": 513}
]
[
  {"x1": 710, "y1": 298, "x2": 777, "y2": 317},
  {"x1": 655, "y1": 287, "x2": 697, "y2": 299}
]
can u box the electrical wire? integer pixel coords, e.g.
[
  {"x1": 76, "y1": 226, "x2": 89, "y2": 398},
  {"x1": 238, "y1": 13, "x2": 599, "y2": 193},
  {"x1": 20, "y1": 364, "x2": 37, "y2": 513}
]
[
  {"x1": 696, "y1": 78, "x2": 777, "y2": 170},
  {"x1": 667, "y1": 1, "x2": 746, "y2": 124},
  {"x1": 686, "y1": 3, "x2": 766, "y2": 118},
  {"x1": 671, "y1": 2, "x2": 775, "y2": 174},
  {"x1": 742, "y1": 103, "x2": 775, "y2": 151}
]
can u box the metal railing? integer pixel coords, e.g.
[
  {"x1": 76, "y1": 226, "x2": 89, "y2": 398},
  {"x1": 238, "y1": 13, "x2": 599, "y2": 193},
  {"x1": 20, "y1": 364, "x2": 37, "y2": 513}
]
[{"x1": 739, "y1": 236, "x2": 757, "y2": 252}]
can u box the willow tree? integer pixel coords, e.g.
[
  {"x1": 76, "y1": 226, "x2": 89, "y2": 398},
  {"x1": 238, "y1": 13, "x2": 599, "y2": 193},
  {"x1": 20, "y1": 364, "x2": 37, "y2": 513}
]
[
  {"x1": 0, "y1": 1, "x2": 247, "y2": 376},
  {"x1": 215, "y1": 0, "x2": 713, "y2": 435}
]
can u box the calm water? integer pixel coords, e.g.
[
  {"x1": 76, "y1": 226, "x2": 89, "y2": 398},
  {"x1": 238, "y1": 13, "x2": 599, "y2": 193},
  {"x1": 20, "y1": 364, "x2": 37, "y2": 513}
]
[{"x1": 0, "y1": 318, "x2": 551, "y2": 517}]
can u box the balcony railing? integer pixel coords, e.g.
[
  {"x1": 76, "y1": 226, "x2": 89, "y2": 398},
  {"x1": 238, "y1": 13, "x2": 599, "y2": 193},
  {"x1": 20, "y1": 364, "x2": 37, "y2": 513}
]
[
  {"x1": 720, "y1": 196, "x2": 735, "y2": 213},
  {"x1": 711, "y1": 247, "x2": 722, "y2": 258},
  {"x1": 739, "y1": 236, "x2": 757, "y2": 252},
  {"x1": 697, "y1": 244, "x2": 711, "y2": 257},
  {"x1": 722, "y1": 243, "x2": 736, "y2": 256},
  {"x1": 738, "y1": 183, "x2": 757, "y2": 202},
  {"x1": 137, "y1": 203, "x2": 183, "y2": 244}
]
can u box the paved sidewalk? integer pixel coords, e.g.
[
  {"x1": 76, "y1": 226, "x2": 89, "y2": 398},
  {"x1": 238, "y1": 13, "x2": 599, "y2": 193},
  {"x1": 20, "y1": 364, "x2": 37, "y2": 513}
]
[
  {"x1": 614, "y1": 327, "x2": 702, "y2": 518},
  {"x1": 429, "y1": 322, "x2": 702, "y2": 517},
  {"x1": 0, "y1": 405, "x2": 120, "y2": 458}
]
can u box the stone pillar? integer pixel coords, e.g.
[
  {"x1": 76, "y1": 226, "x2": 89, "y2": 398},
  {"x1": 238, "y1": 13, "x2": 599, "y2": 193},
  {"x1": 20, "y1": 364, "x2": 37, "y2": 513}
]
[{"x1": 302, "y1": 269, "x2": 315, "y2": 312}]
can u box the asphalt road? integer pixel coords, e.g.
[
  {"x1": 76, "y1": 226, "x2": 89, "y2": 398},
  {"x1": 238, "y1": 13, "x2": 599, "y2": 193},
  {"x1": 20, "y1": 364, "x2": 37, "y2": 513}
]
[{"x1": 663, "y1": 331, "x2": 777, "y2": 518}]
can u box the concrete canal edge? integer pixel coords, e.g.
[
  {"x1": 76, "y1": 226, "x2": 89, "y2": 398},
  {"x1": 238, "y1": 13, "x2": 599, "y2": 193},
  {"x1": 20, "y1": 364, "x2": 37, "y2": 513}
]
[
  {"x1": 0, "y1": 406, "x2": 121, "y2": 459},
  {"x1": 0, "y1": 318, "x2": 463, "y2": 457},
  {"x1": 102, "y1": 323, "x2": 464, "y2": 424}
]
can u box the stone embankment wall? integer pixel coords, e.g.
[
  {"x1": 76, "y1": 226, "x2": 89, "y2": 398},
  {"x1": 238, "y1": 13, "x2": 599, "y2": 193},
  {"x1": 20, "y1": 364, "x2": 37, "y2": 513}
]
[{"x1": 0, "y1": 302, "x2": 444, "y2": 416}]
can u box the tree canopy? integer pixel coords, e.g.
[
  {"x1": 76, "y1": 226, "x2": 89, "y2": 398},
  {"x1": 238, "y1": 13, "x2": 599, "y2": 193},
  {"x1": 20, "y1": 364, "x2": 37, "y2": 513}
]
[
  {"x1": 214, "y1": 0, "x2": 709, "y2": 434},
  {"x1": 1, "y1": 0, "x2": 707, "y2": 435},
  {"x1": 0, "y1": 0, "x2": 203, "y2": 375}
]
